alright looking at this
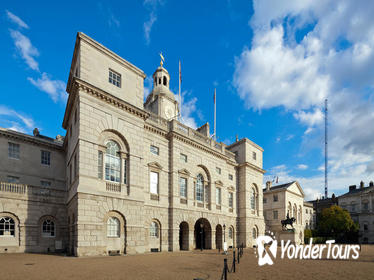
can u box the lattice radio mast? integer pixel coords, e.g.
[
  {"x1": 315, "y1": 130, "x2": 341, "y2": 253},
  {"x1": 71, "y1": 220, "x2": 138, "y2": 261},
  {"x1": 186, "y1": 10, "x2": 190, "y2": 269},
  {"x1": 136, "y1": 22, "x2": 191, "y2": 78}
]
[{"x1": 324, "y1": 98, "x2": 328, "y2": 198}]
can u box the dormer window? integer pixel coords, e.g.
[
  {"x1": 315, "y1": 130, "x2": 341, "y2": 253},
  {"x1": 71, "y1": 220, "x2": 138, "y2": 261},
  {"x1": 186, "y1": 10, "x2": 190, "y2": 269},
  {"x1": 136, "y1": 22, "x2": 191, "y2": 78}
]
[{"x1": 109, "y1": 69, "x2": 121, "y2": 88}]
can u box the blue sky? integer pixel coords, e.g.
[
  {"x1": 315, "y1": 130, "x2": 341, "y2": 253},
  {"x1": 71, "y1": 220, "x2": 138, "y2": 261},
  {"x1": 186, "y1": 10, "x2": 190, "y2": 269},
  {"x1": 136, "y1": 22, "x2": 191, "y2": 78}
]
[{"x1": 1, "y1": 1, "x2": 374, "y2": 199}]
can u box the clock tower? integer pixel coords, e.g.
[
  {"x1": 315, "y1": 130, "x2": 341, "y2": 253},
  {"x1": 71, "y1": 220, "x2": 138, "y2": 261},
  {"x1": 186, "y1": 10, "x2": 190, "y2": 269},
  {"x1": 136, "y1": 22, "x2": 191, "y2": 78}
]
[{"x1": 144, "y1": 56, "x2": 179, "y2": 120}]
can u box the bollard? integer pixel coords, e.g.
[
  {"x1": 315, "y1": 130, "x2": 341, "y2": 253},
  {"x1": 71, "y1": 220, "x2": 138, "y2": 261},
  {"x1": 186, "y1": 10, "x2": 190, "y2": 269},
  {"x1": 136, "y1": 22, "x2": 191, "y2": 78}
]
[
  {"x1": 233, "y1": 250, "x2": 236, "y2": 273},
  {"x1": 224, "y1": 258, "x2": 228, "y2": 280}
]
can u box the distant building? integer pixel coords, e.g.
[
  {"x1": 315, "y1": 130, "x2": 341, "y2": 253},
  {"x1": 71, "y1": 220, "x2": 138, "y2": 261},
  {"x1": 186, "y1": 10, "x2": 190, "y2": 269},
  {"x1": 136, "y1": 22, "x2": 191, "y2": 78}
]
[
  {"x1": 309, "y1": 194, "x2": 338, "y2": 225},
  {"x1": 338, "y1": 181, "x2": 374, "y2": 244},
  {"x1": 263, "y1": 181, "x2": 314, "y2": 244}
]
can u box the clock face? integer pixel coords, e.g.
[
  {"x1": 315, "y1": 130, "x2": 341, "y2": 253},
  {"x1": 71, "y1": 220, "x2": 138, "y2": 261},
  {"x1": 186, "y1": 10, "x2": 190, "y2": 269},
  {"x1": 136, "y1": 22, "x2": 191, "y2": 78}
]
[{"x1": 165, "y1": 105, "x2": 174, "y2": 119}]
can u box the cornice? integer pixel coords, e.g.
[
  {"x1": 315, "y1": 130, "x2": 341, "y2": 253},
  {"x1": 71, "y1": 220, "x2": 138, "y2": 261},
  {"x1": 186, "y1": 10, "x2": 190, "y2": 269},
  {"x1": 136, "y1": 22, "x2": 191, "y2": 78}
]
[
  {"x1": 238, "y1": 162, "x2": 266, "y2": 174},
  {"x1": 63, "y1": 78, "x2": 150, "y2": 128},
  {"x1": 0, "y1": 129, "x2": 63, "y2": 150}
]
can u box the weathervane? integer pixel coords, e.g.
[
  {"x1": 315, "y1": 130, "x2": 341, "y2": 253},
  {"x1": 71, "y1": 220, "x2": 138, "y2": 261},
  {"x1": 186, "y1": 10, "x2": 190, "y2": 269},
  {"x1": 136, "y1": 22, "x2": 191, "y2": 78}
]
[{"x1": 159, "y1": 52, "x2": 165, "y2": 67}]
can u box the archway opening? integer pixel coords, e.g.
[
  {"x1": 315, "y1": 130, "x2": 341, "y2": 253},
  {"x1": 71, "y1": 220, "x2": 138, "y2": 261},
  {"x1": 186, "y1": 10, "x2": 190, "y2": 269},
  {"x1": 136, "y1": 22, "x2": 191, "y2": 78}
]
[
  {"x1": 215, "y1": 224, "x2": 223, "y2": 250},
  {"x1": 194, "y1": 218, "x2": 212, "y2": 249},
  {"x1": 179, "y1": 222, "x2": 189, "y2": 251}
]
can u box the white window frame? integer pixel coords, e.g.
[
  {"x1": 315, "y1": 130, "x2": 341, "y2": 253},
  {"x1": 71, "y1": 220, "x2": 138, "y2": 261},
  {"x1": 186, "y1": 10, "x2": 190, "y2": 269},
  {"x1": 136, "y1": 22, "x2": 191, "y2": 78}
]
[
  {"x1": 196, "y1": 174, "x2": 204, "y2": 202},
  {"x1": 228, "y1": 192, "x2": 233, "y2": 208},
  {"x1": 180, "y1": 153, "x2": 187, "y2": 163},
  {"x1": 150, "y1": 221, "x2": 159, "y2": 237},
  {"x1": 41, "y1": 150, "x2": 51, "y2": 166},
  {"x1": 107, "y1": 217, "x2": 120, "y2": 237},
  {"x1": 216, "y1": 187, "x2": 221, "y2": 205},
  {"x1": 0, "y1": 217, "x2": 15, "y2": 236},
  {"x1": 150, "y1": 171, "x2": 159, "y2": 195},
  {"x1": 42, "y1": 219, "x2": 55, "y2": 237},
  {"x1": 109, "y1": 69, "x2": 121, "y2": 88},
  {"x1": 150, "y1": 145, "x2": 159, "y2": 155},
  {"x1": 179, "y1": 177, "x2": 187, "y2": 198},
  {"x1": 8, "y1": 142, "x2": 20, "y2": 159}
]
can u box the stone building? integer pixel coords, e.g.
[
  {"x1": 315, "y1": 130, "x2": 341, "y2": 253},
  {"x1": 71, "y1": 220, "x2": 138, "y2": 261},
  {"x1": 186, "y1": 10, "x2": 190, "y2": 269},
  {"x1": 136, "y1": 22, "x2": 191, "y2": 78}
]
[
  {"x1": 0, "y1": 32, "x2": 265, "y2": 256},
  {"x1": 338, "y1": 181, "x2": 374, "y2": 244},
  {"x1": 263, "y1": 181, "x2": 314, "y2": 244}
]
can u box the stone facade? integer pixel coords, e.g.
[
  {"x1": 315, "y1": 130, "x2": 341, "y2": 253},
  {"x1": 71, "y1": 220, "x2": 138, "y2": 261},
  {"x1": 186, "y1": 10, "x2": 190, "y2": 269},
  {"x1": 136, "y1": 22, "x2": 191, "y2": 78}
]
[
  {"x1": 0, "y1": 32, "x2": 266, "y2": 256},
  {"x1": 263, "y1": 181, "x2": 314, "y2": 244},
  {"x1": 338, "y1": 182, "x2": 374, "y2": 244}
]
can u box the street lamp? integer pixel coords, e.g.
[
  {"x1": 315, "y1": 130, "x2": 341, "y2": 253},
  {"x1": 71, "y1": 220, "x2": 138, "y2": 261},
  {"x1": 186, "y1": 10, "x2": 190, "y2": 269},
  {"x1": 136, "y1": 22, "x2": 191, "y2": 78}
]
[
  {"x1": 223, "y1": 224, "x2": 226, "y2": 243},
  {"x1": 200, "y1": 223, "x2": 204, "y2": 251}
]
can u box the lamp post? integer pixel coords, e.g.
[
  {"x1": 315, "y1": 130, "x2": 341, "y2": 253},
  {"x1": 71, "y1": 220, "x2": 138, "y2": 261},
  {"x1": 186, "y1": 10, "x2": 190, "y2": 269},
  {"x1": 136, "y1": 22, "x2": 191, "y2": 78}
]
[
  {"x1": 200, "y1": 223, "x2": 204, "y2": 251},
  {"x1": 223, "y1": 224, "x2": 226, "y2": 243}
]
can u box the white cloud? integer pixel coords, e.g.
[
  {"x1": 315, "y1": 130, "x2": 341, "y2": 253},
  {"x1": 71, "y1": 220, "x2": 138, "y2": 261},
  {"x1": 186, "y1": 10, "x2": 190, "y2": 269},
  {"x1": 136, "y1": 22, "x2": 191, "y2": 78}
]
[
  {"x1": 6, "y1": 10, "x2": 29, "y2": 29},
  {"x1": 176, "y1": 91, "x2": 198, "y2": 129},
  {"x1": 0, "y1": 105, "x2": 35, "y2": 133},
  {"x1": 297, "y1": 164, "x2": 308, "y2": 170},
  {"x1": 28, "y1": 73, "x2": 67, "y2": 103},
  {"x1": 9, "y1": 30, "x2": 39, "y2": 71},
  {"x1": 286, "y1": 134, "x2": 294, "y2": 141},
  {"x1": 144, "y1": 12, "x2": 157, "y2": 45},
  {"x1": 236, "y1": 0, "x2": 374, "y2": 193},
  {"x1": 143, "y1": 0, "x2": 165, "y2": 45}
]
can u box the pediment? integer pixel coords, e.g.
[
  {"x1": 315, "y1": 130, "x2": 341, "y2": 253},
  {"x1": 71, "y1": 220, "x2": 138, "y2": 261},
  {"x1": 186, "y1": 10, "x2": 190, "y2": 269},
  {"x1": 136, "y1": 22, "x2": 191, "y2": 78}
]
[
  {"x1": 147, "y1": 161, "x2": 163, "y2": 170},
  {"x1": 227, "y1": 185, "x2": 235, "y2": 191},
  {"x1": 288, "y1": 181, "x2": 305, "y2": 197},
  {"x1": 178, "y1": 168, "x2": 191, "y2": 176},
  {"x1": 215, "y1": 180, "x2": 224, "y2": 186}
]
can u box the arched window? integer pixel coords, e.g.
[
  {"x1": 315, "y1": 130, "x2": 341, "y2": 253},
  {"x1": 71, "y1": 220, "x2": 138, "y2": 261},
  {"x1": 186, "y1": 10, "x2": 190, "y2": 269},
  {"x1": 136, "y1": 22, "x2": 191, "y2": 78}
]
[
  {"x1": 150, "y1": 221, "x2": 159, "y2": 237},
  {"x1": 293, "y1": 205, "x2": 297, "y2": 222},
  {"x1": 163, "y1": 76, "x2": 167, "y2": 86},
  {"x1": 252, "y1": 227, "x2": 257, "y2": 239},
  {"x1": 107, "y1": 217, "x2": 120, "y2": 237},
  {"x1": 196, "y1": 174, "x2": 204, "y2": 202},
  {"x1": 250, "y1": 188, "x2": 256, "y2": 210},
  {"x1": 42, "y1": 219, "x2": 55, "y2": 237},
  {"x1": 105, "y1": 141, "x2": 121, "y2": 182},
  {"x1": 0, "y1": 217, "x2": 15, "y2": 236}
]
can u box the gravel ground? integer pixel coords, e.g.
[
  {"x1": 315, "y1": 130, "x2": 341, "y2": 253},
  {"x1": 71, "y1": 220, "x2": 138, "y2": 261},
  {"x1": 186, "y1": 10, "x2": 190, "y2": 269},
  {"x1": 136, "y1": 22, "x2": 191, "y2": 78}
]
[{"x1": 0, "y1": 245, "x2": 373, "y2": 280}]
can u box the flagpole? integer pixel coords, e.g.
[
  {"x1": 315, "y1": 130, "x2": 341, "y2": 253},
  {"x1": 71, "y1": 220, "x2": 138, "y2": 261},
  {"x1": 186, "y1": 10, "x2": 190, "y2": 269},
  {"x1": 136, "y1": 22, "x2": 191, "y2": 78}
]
[
  {"x1": 179, "y1": 60, "x2": 181, "y2": 121},
  {"x1": 214, "y1": 88, "x2": 216, "y2": 141}
]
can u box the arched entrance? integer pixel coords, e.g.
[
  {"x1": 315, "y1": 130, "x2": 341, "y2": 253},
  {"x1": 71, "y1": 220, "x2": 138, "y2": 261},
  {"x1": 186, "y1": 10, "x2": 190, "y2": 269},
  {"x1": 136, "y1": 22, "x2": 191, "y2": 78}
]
[
  {"x1": 194, "y1": 218, "x2": 212, "y2": 249},
  {"x1": 215, "y1": 224, "x2": 223, "y2": 250},
  {"x1": 179, "y1": 222, "x2": 189, "y2": 250}
]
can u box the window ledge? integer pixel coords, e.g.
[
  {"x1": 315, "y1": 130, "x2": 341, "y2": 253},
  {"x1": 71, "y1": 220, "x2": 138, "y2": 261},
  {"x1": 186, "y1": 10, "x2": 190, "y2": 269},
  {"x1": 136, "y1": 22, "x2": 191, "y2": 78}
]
[
  {"x1": 180, "y1": 198, "x2": 187, "y2": 204},
  {"x1": 150, "y1": 193, "x2": 159, "y2": 200}
]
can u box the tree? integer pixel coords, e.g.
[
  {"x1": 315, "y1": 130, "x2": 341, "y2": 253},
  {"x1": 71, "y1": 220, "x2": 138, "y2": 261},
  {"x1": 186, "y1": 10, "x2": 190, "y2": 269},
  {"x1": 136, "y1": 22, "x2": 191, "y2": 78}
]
[{"x1": 316, "y1": 205, "x2": 359, "y2": 243}]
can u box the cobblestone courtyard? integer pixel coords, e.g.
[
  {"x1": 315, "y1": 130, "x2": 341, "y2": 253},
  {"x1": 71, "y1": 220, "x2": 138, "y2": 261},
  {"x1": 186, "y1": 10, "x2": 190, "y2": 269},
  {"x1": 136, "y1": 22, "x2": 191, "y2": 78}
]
[{"x1": 1, "y1": 246, "x2": 374, "y2": 280}]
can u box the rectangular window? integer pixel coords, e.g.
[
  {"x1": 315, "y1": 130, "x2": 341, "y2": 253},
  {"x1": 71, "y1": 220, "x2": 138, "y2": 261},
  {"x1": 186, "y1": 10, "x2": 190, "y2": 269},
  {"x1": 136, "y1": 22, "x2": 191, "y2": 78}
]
[
  {"x1": 98, "y1": 151, "x2": 103, "y2": 179},
  {"x1": 364, "y1": 224, "x2": 369, "y2": 231},
  {"x1": 41, "y1": 150, "x2": 51, "y2": 165},
  {"x1": 8, "y1": 142, "x2": 20, "y2": 159},
  {"x1": 273, "y1": 194, "x2": 278, "y2": 202},
  {"x1": 363, "y1": 202, "x2": 369, "y2": 211},
  {"x1": 263, "y1": 198, "x2": 267, "y2": 203},
  {"x1": 150, "y1": 171, "x2": 159, "y2": 194},
  {"x1": 150, "y1": 145, "x2": 159, "y2": 155},
  {"x1": 74, "y1": 109, "x2": 78, "y2": 124},
  {"x1": 216, "y1": 187, "x2": 221, "y2": 205},
  {"x1": 105, "y1": 153, "x2": 120, "y2": 182},
  {"x1": 273, "y1": 210, "x2": 278, "y2": 220},
  {"x1": 74, "y1": 154, "x2": 78, "y2": 179},
  {"x1": 196, "y1": 181, "x2": 204, "y2": 202},
  {"x1": 180, "y1": 153, "x2": 187, "y2": 163},
  {"x1": 252, "y1": 151, "x2": 257, "y2": 160},
  {"x1": 123, "y1": 158, "x2": 128, "y2": 184},
  {"x1": 228, "y1": 192, "x2": 233, "y2": 208},
  {"x1": 7, "y1": 176, "x2": 19, "y2": 183},
  {"x1": 216, "y1": 167, "x2": 221, "y2": 174},
  {"x1": 109, "y1": 69, "x2": 121, "y2": 87},
  {"x1": 69, "y1": 164, "x2": 72, "y2": 184},
  {"x1": 41, "y1": 180, "x2": 51, "y2": 187},
  {"x1": 228, "y1": 174, "x2": 233, "y2": 181},
  {"x1": 179, "y1": 177, "x2": 187, "y2": 198}
]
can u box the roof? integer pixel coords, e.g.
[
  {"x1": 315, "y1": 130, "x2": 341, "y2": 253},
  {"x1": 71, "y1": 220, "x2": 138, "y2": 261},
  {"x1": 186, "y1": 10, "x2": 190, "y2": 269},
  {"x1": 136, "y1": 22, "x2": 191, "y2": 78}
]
[
  {"x1": 263, "y1": 181, "x2": 295, "y2": 192},
  {"x1": 339, "y1": 185, "x2": 374, "y2": 198}
]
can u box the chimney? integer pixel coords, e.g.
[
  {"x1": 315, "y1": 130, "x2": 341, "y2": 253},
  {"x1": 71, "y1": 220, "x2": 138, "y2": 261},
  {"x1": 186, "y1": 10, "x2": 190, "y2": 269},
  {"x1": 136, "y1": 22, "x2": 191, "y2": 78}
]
[
  {"x1": 33, "y1": 128, "x2": 39, "y2": 136},
  {"x1": 360, "y1": 181, "x2": 364, "y2": 189},
  {"x1": 370, "y1": 181, "x2": 374, "y2": 187},
  {"x1": 349, "y1": 185, "x2": 357, "y2": 192},
  {"x1": 266, "y1": 181, "x2": 272, "y2": 191},
  {"x1": 236, "y1": 134, "x2": 239, "y2": 142}
]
